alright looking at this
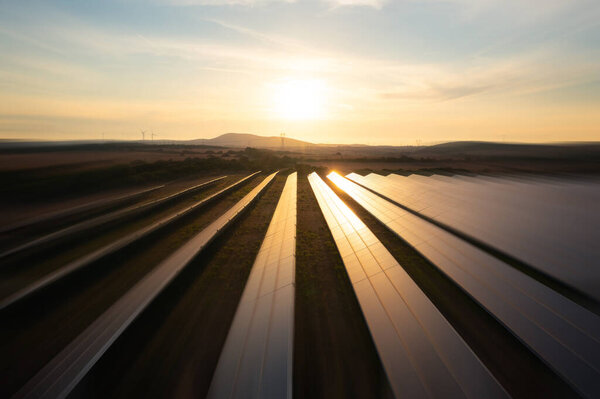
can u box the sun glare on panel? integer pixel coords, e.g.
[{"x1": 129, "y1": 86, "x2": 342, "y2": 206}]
[{"x1": 272, "y1": 79, "x2": 327, "y2": 120}]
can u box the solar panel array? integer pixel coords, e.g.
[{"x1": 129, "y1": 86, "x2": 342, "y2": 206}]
[
  {"x1": 15, "y1": 172, "x2": 277, "y2": 399},
  {"x1": 309, "y1": 172, "x2": 508, "y2": 399},
  {"x1": 0, "y1": 184, "x2": 164, "y2": 235},
  {"x1": 347, "y1": 172, "x2": 600, "y2": 303},
  {"x1": 209, "y1": 172, "x2": 297, "y2": 399},
  {"x1": 8, "y1": 168, "x2": 599, "y2": 398},
  {"x1": 0, "y1": 175, "x2": 228, "y2": 260},
  {"x1": 330, "y1": 171, "x2": 600, "y2": 399},
  {"x1": 0, "y1": 172, "x2": 260, "y2": 311}
]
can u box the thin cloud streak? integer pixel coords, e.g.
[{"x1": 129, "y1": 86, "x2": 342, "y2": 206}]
[
  {"x1": 154, "y1": 0, "x2": 295, "y2": 5},
  {"x1": 325, "y1": 0, "x2": 388, "y2": 9},
  {"x1": 3, "y1": 18, "x2": 599, "y2": 106}
]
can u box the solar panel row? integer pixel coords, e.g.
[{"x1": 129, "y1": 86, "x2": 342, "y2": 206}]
[
  {"x1": 0, "y1": 175, "x2": 230, "y2": 261},
  {"x1": 332, "y1": 172, "x2": 600, "y2": 399},
  {"x1": 350, "y1": 172, "x2": 600, "y2": 303},
  {"x1": 309, "y1": 172, "x2": 508, "y2": 399},
  {"x1": 208, "y1": 172, "x2": 297, "y2": 399},
  {"x1": 347, "y1": 173, "x2": 600, "y2": 338},
  {"x1": 14, "y1": 172, "x2": 277, "y2": 399},
  {"x1": 0, "y1": 172, "x2": 260, "y2": 311},
  {"x1": 0, "y1": 184, "x2": 165, "y2": 235}
]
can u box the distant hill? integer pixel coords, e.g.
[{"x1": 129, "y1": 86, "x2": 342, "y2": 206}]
[
  {"x1": 2, "y1": 135, "x2": 598, "y2": 162},
  {"x1": 188, "y1": 135, "x2": 600, "y2": 160},
  {"x1": 416, "y1": 141, "x2": 600, "y2": 159},
  {"x1": 188, "y1": 133, "x2": 315, "y2": 149}
]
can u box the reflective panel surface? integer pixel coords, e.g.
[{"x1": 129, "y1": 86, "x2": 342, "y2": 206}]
[
  {"x1": 349, "y1": 172, "x2": 600, "y2": 303},
  {"x1": 332, "y1": 172, "x2": 600, "y2": 399},
  {"x1": 310, "y1": 172, "x2": 508, "y2": 399},
  {"x1": 15, "y1": 172, "x2": 277, "y2": 399},
  {"x1": 209, "y1": 172, "x2": 297, "y2": 399}
]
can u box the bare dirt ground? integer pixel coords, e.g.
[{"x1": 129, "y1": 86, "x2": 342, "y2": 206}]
[{"x1": 294, "y1": 172, "x2": 393, "y2": 399}]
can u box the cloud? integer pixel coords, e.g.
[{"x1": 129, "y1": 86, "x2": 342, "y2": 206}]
[
  {"x1": 155, "y1": 0, "x2": 294, "y2": 5},
  {"x1": 205, "y1": 19, "x2": 313, "y2": 53},
  {"x1": 372, "y1": 50, "x2": 599, "y2": 104},
  {"x1": 325, "y1": 0, "x2": 388, "y2": 9},
  {"x1": 157, "y1": 0, "x2": 387, "y2": 7},
  {"x1": 4, "y1": 15, "x2": 597, "y2": 107},
  {"x1": 414, "y1": 0, "x2": 593, "y2": 24},
  {"x1": 380, "y1": 84, "x2": 492, "y2": 101}
]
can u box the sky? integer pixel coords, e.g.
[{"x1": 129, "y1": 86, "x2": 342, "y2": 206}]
[{"x1": 0, "y1": 0, "x2": 599, "y2": 145}]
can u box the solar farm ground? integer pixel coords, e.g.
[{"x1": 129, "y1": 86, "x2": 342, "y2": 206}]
[{"x1": 0, "y1": 168, "x2": 595, "y2": 398}]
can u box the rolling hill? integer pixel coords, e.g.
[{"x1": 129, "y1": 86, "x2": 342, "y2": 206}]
[{"x1": 188, "y1": 133, "x2": 315, "y2": 149}]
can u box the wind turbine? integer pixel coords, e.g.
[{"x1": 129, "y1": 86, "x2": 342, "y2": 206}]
[{"x1": 141, "y1": 130, "x2": 146, "y2": 141}]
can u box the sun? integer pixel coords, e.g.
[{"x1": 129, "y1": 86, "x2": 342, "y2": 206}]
[{"x1": 272, "y1": 78, "x2": 327, "y2": 120}]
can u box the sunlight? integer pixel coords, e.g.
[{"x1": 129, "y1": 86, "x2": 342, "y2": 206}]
[{"x1": 271, "y1": 78, "x2": 327, "y2": 120}]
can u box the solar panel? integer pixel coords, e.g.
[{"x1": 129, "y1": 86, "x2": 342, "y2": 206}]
[
  {"x1": 330, "y1": 171, "x2": 600, "y2": 398},
  {"x1": 0, "y1": 184, "x2": 165, "y2": 235},
  {"x1": 0, "y1": 172, "x2": 260, "y2": 311},
  {"x1": 208, "y1": 172, "x2": 297, "y2": 399},
  {"x1": 14, "y1": 172, "x2": 278, "y2": 399},
  {"x1": 354, "y1": 172, "x2": 600, "y2": 303},
  {"x1": 309, "y1": 172, "x2": 508, "y2": 399},
  {"x1": 0, "y1": 174, "x2": 231, "y2": 260}
]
